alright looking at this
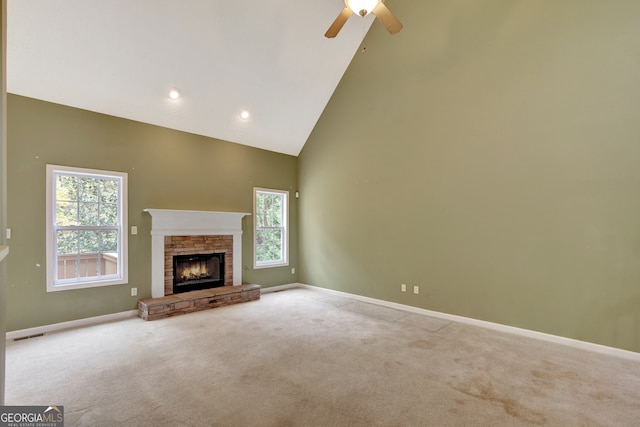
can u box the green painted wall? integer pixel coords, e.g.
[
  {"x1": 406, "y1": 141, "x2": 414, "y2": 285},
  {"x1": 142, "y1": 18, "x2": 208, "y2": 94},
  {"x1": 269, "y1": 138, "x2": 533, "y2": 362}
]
[
  {"x1": 7, "y1": 94, "x2": 298, "y2": 331},
  {"x1": 299, "y1": 0, "x2": 640, "y2": 352}
]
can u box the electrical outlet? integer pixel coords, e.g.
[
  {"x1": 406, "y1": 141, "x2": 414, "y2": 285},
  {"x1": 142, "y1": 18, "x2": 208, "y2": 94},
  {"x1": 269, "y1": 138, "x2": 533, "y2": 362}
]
[
  {"x1": 131, "y1": 287, "x2": 137, "y2": 297},
  {"x1": 401, "y1": 283, "x2": 407, "y2": 292},
  {"x1": 291, "y1": 267, "x2": 296, "y2": 274},
  {"x1": 413, "y1": 285, "x2": 419, "y2": 295}
]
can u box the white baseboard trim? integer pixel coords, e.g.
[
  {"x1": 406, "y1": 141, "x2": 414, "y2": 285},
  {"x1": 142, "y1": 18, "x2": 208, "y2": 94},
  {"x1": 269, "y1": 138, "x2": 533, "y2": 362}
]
[
  {"x1": 260, "y1": 283, "x2": 301, "y2": 294},
  {"x1": 6, "y1": 310, "x2": 139, "y2": 341},
  {"x1": 297, "y1": 284, "x2": 640, "y2": 361}
]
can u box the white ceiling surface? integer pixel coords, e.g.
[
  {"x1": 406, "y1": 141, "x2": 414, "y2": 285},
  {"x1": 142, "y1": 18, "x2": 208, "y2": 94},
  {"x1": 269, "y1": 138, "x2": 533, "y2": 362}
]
[{"x1": 8, "y1": 1, "x2": 374, "y2": 156}]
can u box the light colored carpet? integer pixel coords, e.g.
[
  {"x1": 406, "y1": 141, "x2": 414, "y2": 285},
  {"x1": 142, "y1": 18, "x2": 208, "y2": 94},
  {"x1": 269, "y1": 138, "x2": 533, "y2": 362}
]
[{"x1": 5, "y1": 288, "x2": 640, "y2": 426}]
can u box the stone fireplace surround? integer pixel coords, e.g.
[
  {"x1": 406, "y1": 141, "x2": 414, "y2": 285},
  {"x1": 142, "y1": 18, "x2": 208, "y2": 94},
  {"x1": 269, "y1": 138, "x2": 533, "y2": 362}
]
[
  {"x1": 165, "y1": 235, "x2": 232, "y2": 295},
  {"x1": 144, "y1": 209, "x2": 251, "y2": 298}
]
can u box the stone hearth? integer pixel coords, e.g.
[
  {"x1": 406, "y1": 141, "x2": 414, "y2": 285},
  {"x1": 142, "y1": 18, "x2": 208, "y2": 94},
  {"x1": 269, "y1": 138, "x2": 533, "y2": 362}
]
[{"x1": 138, "y1": 284, "x2": 261, "y2": 320}]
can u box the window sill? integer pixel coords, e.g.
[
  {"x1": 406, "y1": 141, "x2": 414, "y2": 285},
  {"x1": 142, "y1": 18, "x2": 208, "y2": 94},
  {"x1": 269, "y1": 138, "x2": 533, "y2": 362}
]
[
  {"x1": 47, "y1": 276, "x2": 128, "y2": 292},
  {"x1": 254, "y1": 262, "x2": 289, "y2": 270}
]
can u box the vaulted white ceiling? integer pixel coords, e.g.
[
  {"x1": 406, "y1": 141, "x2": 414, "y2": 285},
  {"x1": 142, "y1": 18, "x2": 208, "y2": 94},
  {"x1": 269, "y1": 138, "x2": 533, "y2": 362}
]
[{"x1": 7, "y1": 0, "x2": 374, "y2": 156}]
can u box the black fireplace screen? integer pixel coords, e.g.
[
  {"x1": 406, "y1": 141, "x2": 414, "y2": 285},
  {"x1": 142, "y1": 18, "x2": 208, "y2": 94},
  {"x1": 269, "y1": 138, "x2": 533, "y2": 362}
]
[{"x1": 173, "y1": 253, "x2": 224, "y2": 294}]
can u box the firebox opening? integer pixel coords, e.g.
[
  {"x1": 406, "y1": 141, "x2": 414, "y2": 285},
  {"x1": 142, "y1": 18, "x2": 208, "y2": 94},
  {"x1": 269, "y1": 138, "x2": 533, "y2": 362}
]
[{"x1": 173, "y1": 253, "x2": 225, "y2": 294}]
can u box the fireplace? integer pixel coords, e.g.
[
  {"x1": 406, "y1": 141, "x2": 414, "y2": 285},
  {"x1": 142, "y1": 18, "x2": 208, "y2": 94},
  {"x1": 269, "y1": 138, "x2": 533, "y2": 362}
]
[
  {"x1": 164, "y1": 235, "x2": 233, "y2": 296},
  {"x1": 173, "y1": 253, "x2": 224, "y2": 294},
  {"x1": 144, "y1": 209, "x2": 251, "y2": 298}
]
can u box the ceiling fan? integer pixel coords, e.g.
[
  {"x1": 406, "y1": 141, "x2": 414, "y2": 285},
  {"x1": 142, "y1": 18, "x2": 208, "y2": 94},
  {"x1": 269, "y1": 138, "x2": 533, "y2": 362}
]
[{"x1": 325, "y1": 0, "x2": 403, "y2": 38}]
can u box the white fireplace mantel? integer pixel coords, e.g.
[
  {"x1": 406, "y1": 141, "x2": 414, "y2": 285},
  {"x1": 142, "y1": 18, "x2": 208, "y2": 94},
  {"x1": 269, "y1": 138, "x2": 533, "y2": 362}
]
[{"x1": 144, "y1": 209, "x2": 251, "y2": 298}]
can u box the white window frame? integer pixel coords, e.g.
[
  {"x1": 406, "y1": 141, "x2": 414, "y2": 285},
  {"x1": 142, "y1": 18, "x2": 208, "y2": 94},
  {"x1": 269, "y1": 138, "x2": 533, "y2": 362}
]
[
  {"x1": 253, "y1": 188, "x2": 289, "y2": 269},
  {"x1": 46, "y1": 164, "x2": 128, "y2": 292}
]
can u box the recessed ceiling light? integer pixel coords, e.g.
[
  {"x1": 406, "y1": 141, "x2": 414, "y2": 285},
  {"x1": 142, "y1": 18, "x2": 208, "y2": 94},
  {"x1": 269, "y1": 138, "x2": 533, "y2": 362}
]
[
  {"x1": 239, "y1": 110, "x2": 250, "y2": 120},
  {"x1": 168, "y1": 89, "x2": 181, "y2": 100}
]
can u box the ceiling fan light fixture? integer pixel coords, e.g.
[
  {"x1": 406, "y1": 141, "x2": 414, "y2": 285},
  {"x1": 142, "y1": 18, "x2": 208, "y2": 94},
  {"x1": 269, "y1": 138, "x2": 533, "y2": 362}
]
[
  {"x1": 346, "y1": 0, "x2": 378, "y2": 17},
  {"x1": 325, "y1": 0, "x2": 401, "y2": 38}
]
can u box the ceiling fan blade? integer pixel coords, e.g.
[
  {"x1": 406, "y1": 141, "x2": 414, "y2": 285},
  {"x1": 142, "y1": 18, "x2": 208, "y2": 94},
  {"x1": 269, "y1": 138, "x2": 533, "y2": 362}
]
[
  {"x1": 325, "y1": 7, "x2": 352, "y2": 38},
  {"x1": 372, "y1": 2, "x2": 403, "y2": 35}
]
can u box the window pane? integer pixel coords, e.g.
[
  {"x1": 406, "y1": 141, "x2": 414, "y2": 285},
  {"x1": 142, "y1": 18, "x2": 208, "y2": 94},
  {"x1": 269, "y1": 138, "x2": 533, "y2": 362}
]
[
  {"x1": 257, "y1": 193, "x2": 283, "y2": 228},
  {"x1": 79, "y1": 177, "x2": 99, "y2": 202},
  {"x1": 266, "y1": 195, "x2": 282, "y2": 227},
  {"x1": 256, "y1": 195, "x2": 266, "y2": 228},
  {"x1": 57, "y1": 256, "x2": 78, "y2": 281},
  {"x1": 79, "y1": 230, "x2": 100, "y2": 254},
  {"x1": 57, "y1": 230, "x2": 78, "y2": 255},
  {"x1": 256, "y1": 229, "x2": 283, "y2": 263},
  {"x1": 56, "y1": 175, "x2": 77, "y2": 201},
  {"x1": 56, "y1": 201, "x2": 78, "y2": 226},
  {"x1": 78, "y1": 254, "x2": 101, "y2": 278},
  {"x1": 100, "y1": 179, "x2": 119, "y2": 204},
  {"x1": 100, "y1": 230, "x2": 118, "y2": 252},
  {"x1": 99, "y1": 203, "x2": 118, "y2": 226},
  {"x1": 78, "y1": 202, "x2": 99, "y2": 226}
]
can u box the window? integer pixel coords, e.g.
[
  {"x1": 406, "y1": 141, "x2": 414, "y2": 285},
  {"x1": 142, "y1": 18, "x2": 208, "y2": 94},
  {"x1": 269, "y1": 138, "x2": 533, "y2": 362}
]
[
  {"x1": 254, "y1": 188, "x2": 288, "y2": 268},
  {"x1": 46, "y1": 165, "x2": 128, "y2": 291}
]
